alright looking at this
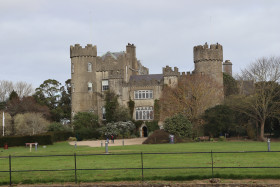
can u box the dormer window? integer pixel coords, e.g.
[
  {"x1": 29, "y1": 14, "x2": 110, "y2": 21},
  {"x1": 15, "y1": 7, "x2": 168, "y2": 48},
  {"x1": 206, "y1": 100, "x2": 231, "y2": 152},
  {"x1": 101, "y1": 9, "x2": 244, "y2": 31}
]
[{"x1": 88, "y1": 63, "x2": 92, "y2": 72}]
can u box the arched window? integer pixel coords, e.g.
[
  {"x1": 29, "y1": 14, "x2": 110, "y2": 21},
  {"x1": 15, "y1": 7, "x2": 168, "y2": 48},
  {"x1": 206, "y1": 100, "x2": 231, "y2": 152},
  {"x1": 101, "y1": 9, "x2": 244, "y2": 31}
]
[
  {"x1": 87, "y1": 63, "x2": 92, "y2": 72},
  {"x1": 88, "y1": 82, "x2": 93, "y2": 91}
]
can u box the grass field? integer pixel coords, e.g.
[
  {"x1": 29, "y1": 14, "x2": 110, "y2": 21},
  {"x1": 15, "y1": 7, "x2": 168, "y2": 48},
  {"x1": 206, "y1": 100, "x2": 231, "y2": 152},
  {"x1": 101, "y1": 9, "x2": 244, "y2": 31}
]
[{"x1": 0, "y1": 140, "x2": 280, "y2": 185}]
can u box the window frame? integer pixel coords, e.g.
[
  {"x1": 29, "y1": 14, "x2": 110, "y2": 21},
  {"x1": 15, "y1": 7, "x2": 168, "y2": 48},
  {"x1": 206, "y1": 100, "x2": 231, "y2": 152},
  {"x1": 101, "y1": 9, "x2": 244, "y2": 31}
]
[
  {"x1": 134, "y1": 90, "x2": 153, "y2": 100},
  {"x1": 102, "y1": 80, "x2": 109, "y2": 91}
]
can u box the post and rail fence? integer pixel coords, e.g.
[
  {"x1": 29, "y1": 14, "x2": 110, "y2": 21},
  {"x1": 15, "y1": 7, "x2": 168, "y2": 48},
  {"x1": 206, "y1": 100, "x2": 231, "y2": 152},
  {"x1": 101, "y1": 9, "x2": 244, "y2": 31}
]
[{"x1": 1, "y1": 151, "x2": 280, "y2": 185}]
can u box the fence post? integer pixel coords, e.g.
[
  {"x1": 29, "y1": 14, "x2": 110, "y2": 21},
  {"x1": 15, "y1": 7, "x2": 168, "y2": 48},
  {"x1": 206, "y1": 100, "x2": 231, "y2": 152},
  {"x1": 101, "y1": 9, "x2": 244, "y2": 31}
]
[
  {"x1": 9, "y1": 155, "x2": 12, "y2": 186},
  {"x1": 141, "y1": 152, "x2": 144, "y2": 181},
  {"x1": 74, "y1": 153, "x2": 77, "y2": 184},
  {"x1": 211, "y1": 150, "x2": 213, "y2": 179}
]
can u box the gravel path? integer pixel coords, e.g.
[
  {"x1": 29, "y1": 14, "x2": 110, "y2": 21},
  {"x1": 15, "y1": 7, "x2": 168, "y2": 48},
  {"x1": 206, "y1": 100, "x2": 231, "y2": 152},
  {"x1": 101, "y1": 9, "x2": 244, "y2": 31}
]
[{"x1": 69, "y1": 137, "x2": 147, "y2": 147}]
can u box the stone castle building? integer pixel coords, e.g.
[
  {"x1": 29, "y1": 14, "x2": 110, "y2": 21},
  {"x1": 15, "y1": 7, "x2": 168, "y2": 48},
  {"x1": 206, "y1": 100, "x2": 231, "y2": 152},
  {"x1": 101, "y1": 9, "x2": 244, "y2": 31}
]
[{"x1": 70, "y1": 42, "x2": 232, "y2": 136}]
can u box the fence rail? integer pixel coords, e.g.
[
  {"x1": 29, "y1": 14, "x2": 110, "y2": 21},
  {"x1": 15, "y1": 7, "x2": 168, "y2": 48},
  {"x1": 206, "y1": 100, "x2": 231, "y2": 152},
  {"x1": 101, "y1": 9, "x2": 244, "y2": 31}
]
[{"x1": 0, "y1": 150, "x2": 279, "y2": 185}]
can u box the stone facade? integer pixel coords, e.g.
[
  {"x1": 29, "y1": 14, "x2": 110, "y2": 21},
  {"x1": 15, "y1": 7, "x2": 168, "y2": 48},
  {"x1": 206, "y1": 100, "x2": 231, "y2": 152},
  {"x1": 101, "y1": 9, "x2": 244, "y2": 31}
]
[{"x1": 70, "y1": 42, "x2": 232, "y2": 136}]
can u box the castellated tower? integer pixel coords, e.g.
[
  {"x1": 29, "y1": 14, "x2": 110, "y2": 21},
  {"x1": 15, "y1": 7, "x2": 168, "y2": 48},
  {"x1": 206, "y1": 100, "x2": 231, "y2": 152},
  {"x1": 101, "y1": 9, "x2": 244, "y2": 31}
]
[
  {"x1": 223, "y1": 60, "x2": 232, "y2": 76},
  {"x1": 193, "y1": 42, "x2": 224, "y2": 100},
  {"x1": 70, "y1": 44, "x2": 97, "y2": 117}
]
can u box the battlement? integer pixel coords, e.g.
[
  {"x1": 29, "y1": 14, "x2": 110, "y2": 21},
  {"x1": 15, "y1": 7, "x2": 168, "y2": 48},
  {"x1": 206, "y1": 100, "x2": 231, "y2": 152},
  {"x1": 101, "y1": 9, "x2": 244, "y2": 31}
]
[
  {"x1": 163, "y1": 66, "x2": 180, "y2": 76},
  {"x1": 70, "y1": 44, "x2": 97, "y2": 58},
  {"x1": 193, "y1": 42, "x2": 223, "y2": 63}
]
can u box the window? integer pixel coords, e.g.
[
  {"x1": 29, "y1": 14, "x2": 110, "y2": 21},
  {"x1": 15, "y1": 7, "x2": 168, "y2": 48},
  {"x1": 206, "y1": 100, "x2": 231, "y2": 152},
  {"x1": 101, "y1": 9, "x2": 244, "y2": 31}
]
[
  {"x1": 102, "y1": 80, "x2": 109, "y2": 91},
  {"x1": 71, "y1": 63, "x2": 74, "y2": 73},
  {"x1": 72, "y1": 83, "x2": 75, "y2": 92},
  {"x1": 88, "y1": 82, "x2": 93, "y2": 91},
  {"x1": 134, "y1": 90, "x2": 153, "y2": 100},
  {"x1": 102, "y1": 107, "x2": 106, "y2": 120},
  {"x1": 87, "y1": 63, "x2": 92, "y2": 72},
  {"x1": 135, "y1": 107, "x2": 153, "y2": 120}
]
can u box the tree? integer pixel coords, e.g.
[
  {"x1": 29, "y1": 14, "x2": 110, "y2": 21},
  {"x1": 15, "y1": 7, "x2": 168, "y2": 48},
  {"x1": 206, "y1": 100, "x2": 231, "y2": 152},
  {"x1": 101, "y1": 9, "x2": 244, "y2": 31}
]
[
  {"x1": 34, "y1": 79, "x2": 71, "y2": 122},
  {"x1": 223, "y1": 73, "x2": 239, "y2": 97},
  {"x1": 14, "y1": 113, "x2": 49, "y2": 136},
  {"x1": 0, "y1": 80, "x2": 13, "y2": 102},
  {"x1": 73, "y1": 112, "x2": 99, "y2": 131},
  {"x1": 34, "y1": 79, "x2": 61, "y2": 109},
  {"x1": 164, "y1": 114, "x2": 193, "y2": 138},
  {"x1": 230, "y1": 56, "x2": 280, "y2": 141},
  {"x1": 13, "y1": 81, "x2": 33, "y2": 98},
  {"x1": 203, "y1": 105, "x2": 237, "y2": 137},
  {"x1": 160, "y1": 74, "x2": 222, "y2": 122},
  {"x1": 104, "y1": 91, "x2": 130, "y2": 122}
]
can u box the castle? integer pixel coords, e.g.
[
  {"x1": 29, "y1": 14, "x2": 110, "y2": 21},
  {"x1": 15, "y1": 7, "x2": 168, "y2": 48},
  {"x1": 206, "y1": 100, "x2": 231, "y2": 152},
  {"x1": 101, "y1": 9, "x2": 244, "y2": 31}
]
[{"x1": 70, "y1": 42, "x2": 232, "y2": 137}]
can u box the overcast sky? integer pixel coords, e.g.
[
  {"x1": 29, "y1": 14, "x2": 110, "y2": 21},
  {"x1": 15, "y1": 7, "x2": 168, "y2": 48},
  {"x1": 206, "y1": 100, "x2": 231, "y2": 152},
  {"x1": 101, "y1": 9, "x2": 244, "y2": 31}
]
[{"x1": 0, "y1": 0, "x2": 279, "y2": 89}]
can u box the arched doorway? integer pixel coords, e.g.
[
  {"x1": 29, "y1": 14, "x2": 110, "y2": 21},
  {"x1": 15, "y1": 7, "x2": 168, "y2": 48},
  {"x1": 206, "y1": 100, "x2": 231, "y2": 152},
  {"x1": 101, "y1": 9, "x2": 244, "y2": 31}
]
[{"x1": 142, "y1": 126, "x2": 148, "y2": 137}]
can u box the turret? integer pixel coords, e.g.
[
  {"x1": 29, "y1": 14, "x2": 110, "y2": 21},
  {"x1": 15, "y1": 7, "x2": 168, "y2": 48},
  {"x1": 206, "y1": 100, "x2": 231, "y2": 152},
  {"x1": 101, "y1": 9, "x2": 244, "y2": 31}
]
[{"x1": 223, "y1": 60, "x2": 232, "y2": 76}]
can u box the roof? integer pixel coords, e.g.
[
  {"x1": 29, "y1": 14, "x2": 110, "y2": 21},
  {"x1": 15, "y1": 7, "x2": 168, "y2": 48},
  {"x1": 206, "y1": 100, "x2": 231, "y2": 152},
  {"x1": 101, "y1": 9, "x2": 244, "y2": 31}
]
[
  {"x1": 129, "y1": 74, "x2": 163, "y2": 82},
  {"x1": 101, "y1": 51, "x2": 125, "y2": 60}
]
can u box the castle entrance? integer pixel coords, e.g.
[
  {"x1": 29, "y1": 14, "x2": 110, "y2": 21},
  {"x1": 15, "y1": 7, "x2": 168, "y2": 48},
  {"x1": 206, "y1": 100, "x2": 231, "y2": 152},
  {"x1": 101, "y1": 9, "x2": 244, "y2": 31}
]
[{"x1": 142, "y1": 126, "x2": 148, "y2": 137}]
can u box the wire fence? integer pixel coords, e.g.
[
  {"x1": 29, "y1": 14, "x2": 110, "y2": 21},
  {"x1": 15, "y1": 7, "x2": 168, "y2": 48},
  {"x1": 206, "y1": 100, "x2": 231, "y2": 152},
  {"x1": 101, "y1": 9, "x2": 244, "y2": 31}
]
[{"x1": 1, "y1": 151, "x2": 280, "y2": 185}]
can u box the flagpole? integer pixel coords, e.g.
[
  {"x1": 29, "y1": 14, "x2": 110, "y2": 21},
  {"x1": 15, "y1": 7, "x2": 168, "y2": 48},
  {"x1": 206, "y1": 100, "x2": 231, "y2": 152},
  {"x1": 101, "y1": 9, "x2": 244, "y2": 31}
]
[{"x1": 2, "y1": 111, "x2": 4, "y2": 136}]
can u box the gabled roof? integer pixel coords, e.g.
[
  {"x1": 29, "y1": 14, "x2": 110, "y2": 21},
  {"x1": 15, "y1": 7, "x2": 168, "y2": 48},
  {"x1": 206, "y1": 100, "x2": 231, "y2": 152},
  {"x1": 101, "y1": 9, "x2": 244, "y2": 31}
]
[{"x1": 101, "y1": 51, "x2": 125, "y2": 60}]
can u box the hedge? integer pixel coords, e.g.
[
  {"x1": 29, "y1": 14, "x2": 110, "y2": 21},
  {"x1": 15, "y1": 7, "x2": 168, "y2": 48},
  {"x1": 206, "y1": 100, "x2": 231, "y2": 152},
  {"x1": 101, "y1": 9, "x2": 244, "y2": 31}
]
[
  {"x1": 0, "y1": 134, "x2": 53, "y2": 147},
  {"x1": 0, "y1": 131, "x2": 74, "y2": 147}
]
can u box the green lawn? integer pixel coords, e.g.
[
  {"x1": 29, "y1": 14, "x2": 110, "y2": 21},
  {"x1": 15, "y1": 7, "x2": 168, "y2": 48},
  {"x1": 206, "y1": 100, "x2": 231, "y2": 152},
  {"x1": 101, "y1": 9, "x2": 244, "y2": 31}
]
[{"x1": 0, "y1": 140, "x2": 280, "y2": 185}]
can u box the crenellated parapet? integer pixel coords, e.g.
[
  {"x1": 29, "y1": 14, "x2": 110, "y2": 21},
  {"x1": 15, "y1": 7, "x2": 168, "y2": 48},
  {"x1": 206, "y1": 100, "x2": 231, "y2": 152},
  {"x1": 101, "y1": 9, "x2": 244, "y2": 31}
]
[
  {"x1": 193, "y1": 42, "x2": 223, "y2": 63},
  {"x1": 163, "y1": 66, "x2": 180, "y2": 76},
  {"x1": 70, "y1": 44, "x2": 97, "y2": 58}
]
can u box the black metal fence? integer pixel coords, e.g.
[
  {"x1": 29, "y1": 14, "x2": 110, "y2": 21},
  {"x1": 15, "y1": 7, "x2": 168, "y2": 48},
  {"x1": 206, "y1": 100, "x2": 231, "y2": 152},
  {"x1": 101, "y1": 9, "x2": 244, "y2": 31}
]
[{"x1": 1, "y1": 151, "x2": 280, "y2": 185}]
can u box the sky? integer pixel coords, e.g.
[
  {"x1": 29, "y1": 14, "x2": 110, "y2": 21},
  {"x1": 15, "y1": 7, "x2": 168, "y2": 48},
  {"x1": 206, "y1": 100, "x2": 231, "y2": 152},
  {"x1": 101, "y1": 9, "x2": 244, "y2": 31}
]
[{"x1": 0, "y1": 0, "x2": 280, "y2": 89}]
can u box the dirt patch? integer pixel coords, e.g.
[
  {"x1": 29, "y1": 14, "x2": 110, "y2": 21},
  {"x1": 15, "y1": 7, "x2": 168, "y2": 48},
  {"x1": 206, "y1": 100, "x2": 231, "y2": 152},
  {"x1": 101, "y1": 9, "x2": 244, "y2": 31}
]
[
  {"x1": 7, "y1": 179, "x2": 280, "y2": 187},
  {"x1": 69, "y1": 137, "x2": 147, "y2": 147}
]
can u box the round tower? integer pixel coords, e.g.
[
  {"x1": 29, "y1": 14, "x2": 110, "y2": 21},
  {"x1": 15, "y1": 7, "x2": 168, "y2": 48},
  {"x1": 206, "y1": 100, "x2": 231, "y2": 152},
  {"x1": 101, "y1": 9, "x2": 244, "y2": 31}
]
[
  {"x1": 70, "y1": 44, "x2": 97, "y2": 117},
  {"x1": 193, "y1": 42, "x2": 223, "y2": 86},
  {"x1": 193, "y1": 42, "x2": 224, "y2": 102}
]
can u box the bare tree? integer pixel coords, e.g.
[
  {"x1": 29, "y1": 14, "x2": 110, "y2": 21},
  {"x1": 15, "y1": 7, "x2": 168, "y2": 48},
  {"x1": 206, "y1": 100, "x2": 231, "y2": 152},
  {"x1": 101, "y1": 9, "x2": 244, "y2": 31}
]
[
  {"x1": 160, "y1": 74, "x2": 223, "y2": 122},
  {"x1": 14, "y1": 81, "x2": 34, "y2": 98},
  {"x1": 0, "y1": 80, "x2": 33, "y2": 102},
  {"x1": 0, "y1": 80, "x2": 13, "y2": 102},
  {"x1": 14, "y1": 113, "x2": 49, "y2": 136},
  {"x1": 230, "y1": 56, "x2": 280, "y2": 141}
]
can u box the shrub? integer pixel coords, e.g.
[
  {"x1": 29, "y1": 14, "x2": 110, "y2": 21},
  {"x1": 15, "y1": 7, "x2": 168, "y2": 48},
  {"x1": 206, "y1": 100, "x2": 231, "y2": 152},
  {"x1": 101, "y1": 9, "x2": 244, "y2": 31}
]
[
  {"x1": 143, "y1": 129, "x2": 183, "y2": 144},
  {"x1": 164, "y1": 114, "x2": 192, "y2": 138},
  {"x1": 75, "y1": 128, "x2": 101, "y2": 141}
]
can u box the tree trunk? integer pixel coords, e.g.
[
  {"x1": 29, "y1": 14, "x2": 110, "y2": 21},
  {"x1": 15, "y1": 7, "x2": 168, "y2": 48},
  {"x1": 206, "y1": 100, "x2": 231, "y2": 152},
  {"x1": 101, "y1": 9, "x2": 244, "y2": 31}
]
[{"x1": 260, "y1": 121, "x2": 265, "y2": 141}]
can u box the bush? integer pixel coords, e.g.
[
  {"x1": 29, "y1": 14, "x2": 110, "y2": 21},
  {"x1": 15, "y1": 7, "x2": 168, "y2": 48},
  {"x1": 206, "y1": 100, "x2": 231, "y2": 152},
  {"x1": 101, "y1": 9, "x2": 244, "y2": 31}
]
[
  {"x1": 0, "y1": 134, "x2": 53, "y2": 147},
  {"x1": 75, "y1": 128, "x2": 101, "y2": 141},
  {"x1": 146, "y1": 120, "x2": 160, "y2": 133},
  {"x1": 164, "y1": 114, "x2": 193, "y2": 138},
  {"x1": 142, "y1": 129, "x2": 183, "y2": 144}
]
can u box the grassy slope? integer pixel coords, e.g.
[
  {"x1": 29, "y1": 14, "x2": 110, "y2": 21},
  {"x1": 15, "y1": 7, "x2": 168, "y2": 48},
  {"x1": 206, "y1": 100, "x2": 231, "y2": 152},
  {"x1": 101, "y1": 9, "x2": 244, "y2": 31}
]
[{"x1": 0, "y1": 141, "x2": 280, "y2": 185}]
